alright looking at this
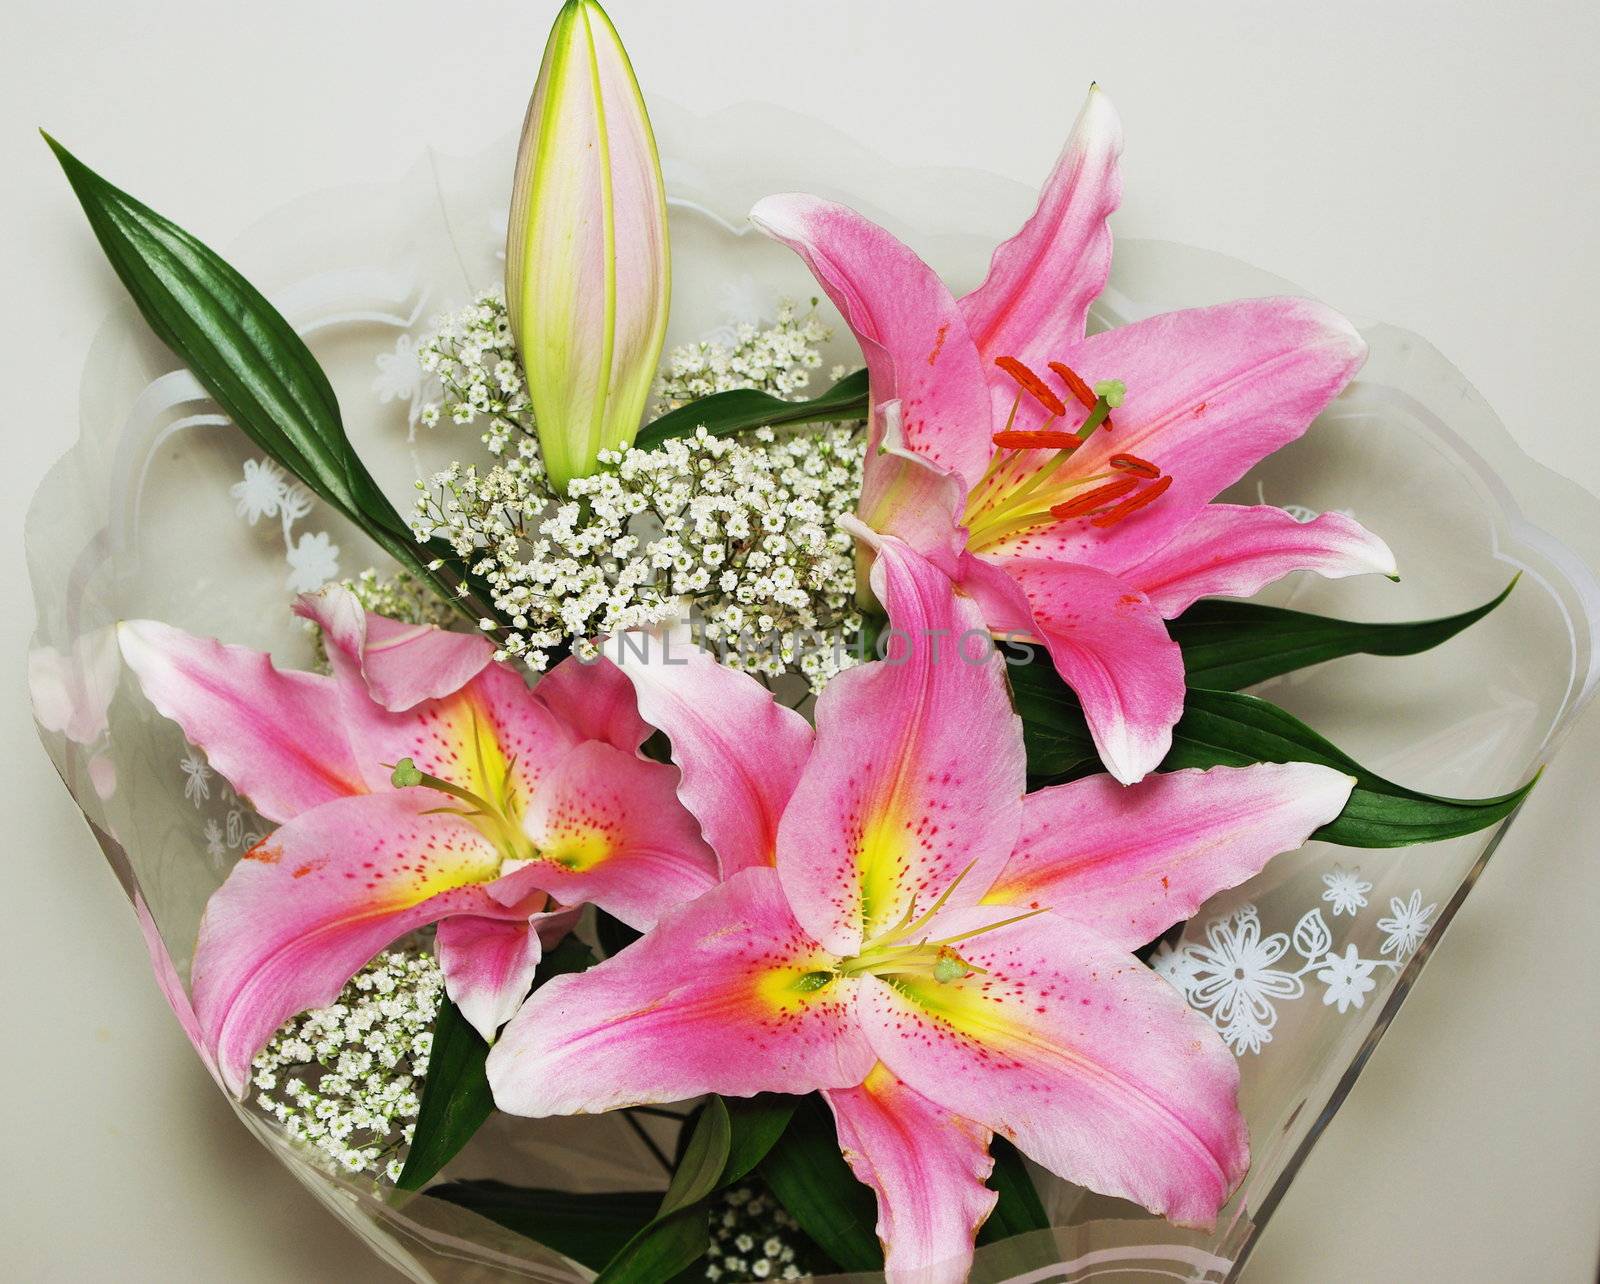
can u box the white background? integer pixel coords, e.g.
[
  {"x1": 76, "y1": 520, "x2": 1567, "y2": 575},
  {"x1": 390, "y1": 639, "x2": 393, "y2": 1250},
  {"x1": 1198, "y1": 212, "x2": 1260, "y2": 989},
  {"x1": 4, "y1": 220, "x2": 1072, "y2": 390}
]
[{"x1": 3, "y1": 2, "x2": 1598, "y2": 1279}]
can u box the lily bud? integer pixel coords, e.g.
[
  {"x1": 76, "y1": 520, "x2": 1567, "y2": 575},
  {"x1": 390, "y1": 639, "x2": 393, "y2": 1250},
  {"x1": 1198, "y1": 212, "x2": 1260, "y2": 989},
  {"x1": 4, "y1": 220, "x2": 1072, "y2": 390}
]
[{"x1": 506, "y1": 0, "x2": 671, "y2": 492}]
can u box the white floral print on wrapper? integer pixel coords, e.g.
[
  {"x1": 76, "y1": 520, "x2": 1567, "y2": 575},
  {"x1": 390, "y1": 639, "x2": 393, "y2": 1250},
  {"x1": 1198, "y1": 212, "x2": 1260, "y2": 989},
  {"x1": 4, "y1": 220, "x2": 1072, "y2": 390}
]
[
  {"x1": 286, "y1": 531, "x2": 342, "y2": 594},
  {"x1": 1321, "y1": 864, "x2": 1372, "y2": 916},
  {"x1": 179, "y1": 744, "x2": 212, "y2": 805},
  {"x1": 1179, "y1": 907, "x2": 1305, "y2": 1055},
  {"x1": 1377, "y1": 890, "x2": 1437, "y2": 959},
  {"x1": 228, "y1": 456, "x2": 340, "y2": 596},
  {"x1": 1315, "y1": 944, "x2": 1378, "y2": 1013},
  {"x1": 1158, "y1": 868, "x2": 1437, "y2": 1056},
  {"x1": 231, "y1": 457, "x2": 290, "y2": 524}
]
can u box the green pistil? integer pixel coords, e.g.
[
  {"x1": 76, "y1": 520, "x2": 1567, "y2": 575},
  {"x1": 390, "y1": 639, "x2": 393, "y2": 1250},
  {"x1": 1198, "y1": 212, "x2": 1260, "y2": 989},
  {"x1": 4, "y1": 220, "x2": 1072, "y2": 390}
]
[
  {"x1": 1075, "y1": 394, "x2": 1113, "y2": 440},
  {"x1": 387, "y1": 756, "x2": 531, "y2": 864},
  {"x1": 963, "y1": 377, "x2": 1128, "y2": 549},
  {"x1": 1093, "y1": 378, "x2": 1125, "y2": 408},
  {"x1": 830, "y1": 894, "x2": 1050, "y2": 986}
]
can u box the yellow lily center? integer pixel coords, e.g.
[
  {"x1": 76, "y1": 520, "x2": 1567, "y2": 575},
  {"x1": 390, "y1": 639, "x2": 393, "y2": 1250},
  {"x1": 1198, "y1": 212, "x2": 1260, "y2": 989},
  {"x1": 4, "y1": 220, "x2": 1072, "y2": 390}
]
[
  {"x1": 389, "y1": 755, "x2": 534, "y2": 871},
  {"x1": 960, "y1": 356, "x2": 1169, "y2": 552},
  {"x1": 803, "y1": 862, "x2": 1049, "y2": 988}
]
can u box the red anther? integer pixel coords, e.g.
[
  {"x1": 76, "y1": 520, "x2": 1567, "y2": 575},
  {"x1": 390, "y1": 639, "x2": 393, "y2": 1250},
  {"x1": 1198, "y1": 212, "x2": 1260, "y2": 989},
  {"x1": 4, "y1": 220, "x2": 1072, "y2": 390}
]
[
  {"x1": 995, "y1": 356, "x2": 1068, "y2": 417},
  {"x1": 1091, "y1": 474, "x2": 1173, "y2": 527},
  {"x1": 1109, "y1": 454, "x2": 1160, "y2": 478},
  {"x1": 1047, "y1": 361, "x2": 1098, "y2": 410},
  {"x1": 1049, "y1": 477, "x2": 1139, "y2": 520},
  {"x1": 1048, "y1": 360, "x2": 1115, "y2": 430},
  {"x1": 992, "y1": 429, "x2": 1080, "y2": 451}
]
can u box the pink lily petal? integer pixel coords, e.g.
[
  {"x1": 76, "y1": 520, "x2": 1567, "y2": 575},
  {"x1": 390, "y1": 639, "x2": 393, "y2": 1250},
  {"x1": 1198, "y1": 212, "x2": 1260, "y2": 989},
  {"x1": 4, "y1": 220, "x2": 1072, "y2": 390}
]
[
  {"x1": 1117, "y1": 503, "x2": 1399, "y2": 618},
  {"x1": 992, "y1": 298, "x2": 1367, "y2": 572},
  {"x1": 532, "y1": 654, "x2": 652, "y2": 754},
  {"x1": 435, "y1": 915, "x2": 544, "y2": 1042},
  {"x1": 961, "y1": 554, "x2": 1185, "y2": 785},
  {"x1": 192, "y1": 790, "x2": 524, "y2": 1095},
  {"x1": 295, "y1": 585, "x2": 493, "y2": 712},
  {"x1": 117, "y1": 620, "x2": 368, "y2": 823},
  {"x1": 750, "y1": 193, "x2": 994, "y2": 489},
  {"x1": 28, "y1": 628, "x2": 119, "y2": 746},
  {"x1": 960, "y1": 85, "x2": 1123, "y2": 411},
  {"x1": 778, "y1": 534, "x2": 1025, "y2": 956},
  {"x1": 435, "y1": 905, "x2": 580, "y2": 1041},
  {"x1": 515, "y1": 740, "x2": 720, "y2": 931},
  {"x1": 345, "y1": 660, "x2": 579, "y2": 802},
  {"x1": 824, "y1": 1066, "x2": 997, "y2": 1284},
  {"x1": 607, "y1": 630, "x2": 814, "y2": 875},
  {"x1": 487, "y1": 868, "x2": 877, "y2": 1116},
  {"x1": 134, "y1": 891, "x2": 222, "y2": 1087},
  {"x1": 985, "y1": 764, "x2": 1356, "y2": 948},
  {"x1": 856, "y1": 907, "x2": 1247, "y2": 1227},
  {"x1": 856, "y1": 400, "x2": 970, "y2": 579}
]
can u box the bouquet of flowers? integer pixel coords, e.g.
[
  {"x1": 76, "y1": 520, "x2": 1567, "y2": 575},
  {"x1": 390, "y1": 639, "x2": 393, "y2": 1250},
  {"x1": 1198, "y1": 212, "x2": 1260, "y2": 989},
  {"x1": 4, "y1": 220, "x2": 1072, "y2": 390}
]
[{"x1": 29, "y1": 3, "x2": 1596, "y2": 1281}]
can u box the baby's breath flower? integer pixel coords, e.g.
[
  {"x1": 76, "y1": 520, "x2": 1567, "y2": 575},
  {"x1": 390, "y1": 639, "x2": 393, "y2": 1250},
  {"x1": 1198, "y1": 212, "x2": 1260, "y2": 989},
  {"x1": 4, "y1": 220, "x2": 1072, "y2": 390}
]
[
  {"x1": 250, "y1": 949, "x2": 442, "y2": 1185},
  {"x1": 655, "y1": 299, "x2": 830, "y2": 411},
  {"x1": 416, "y1": 291, "x2": 541, "y2": 463},
  {"x1": 410, "y1": 303, "x2": 867, "y2": 690},
  {"x1": 703, "y1": 1185, "x2": 817, "y2": 1281}
]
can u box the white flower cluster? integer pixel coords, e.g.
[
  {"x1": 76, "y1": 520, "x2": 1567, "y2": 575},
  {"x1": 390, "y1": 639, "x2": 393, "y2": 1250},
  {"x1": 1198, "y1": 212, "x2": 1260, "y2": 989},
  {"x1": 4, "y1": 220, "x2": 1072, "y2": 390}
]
[
  {"x1": 416, "y1": 423, "x2": 865, "y2": 688},
  {"x1": 703, "y1": 1185, "x2": 811, "y2": 1281},
  {"x1": 416, "y1": 291, "x2": 540, "y2": 461},
  {"x1": 655, "y1": 299, "x2": 829, "y2": 410},
  {"x1": 406, "y1": 293, "x2": 867, "y2": 688},
  {"x1": 251, "y1": 949, "x2": 441, "y2": 1184}
]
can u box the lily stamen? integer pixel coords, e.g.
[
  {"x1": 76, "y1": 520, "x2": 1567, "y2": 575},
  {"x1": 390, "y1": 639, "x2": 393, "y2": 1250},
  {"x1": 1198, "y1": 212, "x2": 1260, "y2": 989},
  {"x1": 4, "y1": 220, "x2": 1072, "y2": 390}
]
[
  {"x1": 1047, "y1": 360, "x2": 1103, "y2": 416},
  {"x1": 961, "y1": 361, "x2": 1167, "y2": 548},
  {"x1": 1109, "y1": 453, "x2": 1160, "y2": 478},
  {"x1": 862, "y1": 859, "x2": 979, "y2": 953},
  {"x1": 991, "y1": 428, "x2": 1079, "y2": 451},
  {"x1": 1049, "y1": 477, "x2": 1139, "y2": 520},
  {"x1": 994, "y1": 356, "x2": 1067, "y2": 417},
  {"x1": 1091, "y1": 474, "x2": 1173, "y2": 527},
  {"x1": 838, "y1": 899, "x2": 1050, "y2": 984},
  {"x1": 389, "y1": 756, "x2": 531, "y2": 864}
]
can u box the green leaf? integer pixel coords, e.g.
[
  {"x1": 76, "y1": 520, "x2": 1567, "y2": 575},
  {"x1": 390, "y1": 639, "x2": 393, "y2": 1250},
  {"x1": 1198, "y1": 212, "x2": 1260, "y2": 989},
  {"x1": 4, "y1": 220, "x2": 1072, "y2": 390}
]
[
  {"x1": 722, "y1": 1095, "x2": 800, "y2": 1186},
  {"x1": 42, "y1": 134, "x2": 483, "y2": 619},
  {"x1": 594, "y1": 1205, "x2": 709, "y2": 1284},
  {"x1": 594, "y1": 1094, "x2": 799, "y2": 1283},
  {"x1": 394, "y1": 996, "x2": 490, "y2": 1193},
  {"x1": 427, "y1": 1182, "x2": 659, "y2": 1271},
  {"x1": 1164, "y1": 687, "x2": 1539, "y2": 847},
  {"x1": 760, "y1": 1094, "x2": 883, "y2": 1273},
  {"x1": 657, "y1": 1098, "x2": 732, "y2": 1217},
  {"x1": 397, "y1": 937, "x2": 593, "y2": 1191},
  {"x1": 976, "y1": 1137, "x2": 1048, "y2": 1245},
  {"x1": 1008, "y1": 656, "x2": 1098, "y2": 778},
  {"x1": 634, "y1": 368, "x2": 868, "y2": 451},
  {"x1": 1170, "y1": 578, "x2": 1518, "y2": 691},
  {"x1": 1011, "y1": 665, "x2": 1538, "y2": 847}
]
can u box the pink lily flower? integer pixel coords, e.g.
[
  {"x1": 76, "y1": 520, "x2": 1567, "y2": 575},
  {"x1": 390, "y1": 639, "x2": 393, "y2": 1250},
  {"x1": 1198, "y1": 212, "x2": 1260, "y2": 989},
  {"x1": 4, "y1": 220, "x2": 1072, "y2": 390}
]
[
  {"x1": 117, "y1": 586, "x2": 717, "y2": 1095},
  {"x1": 487, "y1": 535, "x2": 1356, "y2": 1283},
  {"x1": 749, "y1": 86, "x2": 1396, "y2": 784}
]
